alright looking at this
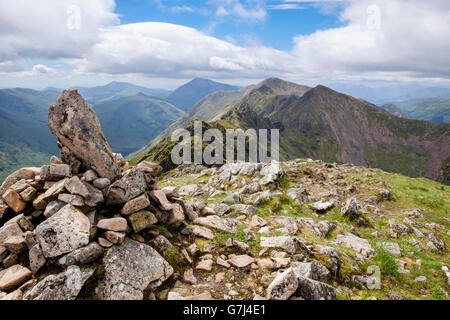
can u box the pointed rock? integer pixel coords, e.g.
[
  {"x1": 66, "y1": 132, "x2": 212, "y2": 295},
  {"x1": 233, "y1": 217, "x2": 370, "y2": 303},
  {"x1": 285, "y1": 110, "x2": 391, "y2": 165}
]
[{"x1": 47, "y1": 89, "x2": 121, "y2": 181}]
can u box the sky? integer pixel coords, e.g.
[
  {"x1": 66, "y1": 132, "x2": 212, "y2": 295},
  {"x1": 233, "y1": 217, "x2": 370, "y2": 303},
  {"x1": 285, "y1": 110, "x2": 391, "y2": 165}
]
[{"x1": 1, "y1": 0, "x2": 450, "y2": 90}]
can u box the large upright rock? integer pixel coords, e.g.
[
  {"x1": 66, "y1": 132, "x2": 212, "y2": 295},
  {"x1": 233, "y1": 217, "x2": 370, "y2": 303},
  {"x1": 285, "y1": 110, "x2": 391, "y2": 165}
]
[{"x1": 47, "y1": 89, "x2": 121, "y2": 181}]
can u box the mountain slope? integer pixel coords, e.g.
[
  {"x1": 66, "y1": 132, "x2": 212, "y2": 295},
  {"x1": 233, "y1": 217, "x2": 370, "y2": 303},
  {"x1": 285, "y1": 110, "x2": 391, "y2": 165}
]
[
  {"x1": 130, "y1": 78, "x2": 310, "y2": 160},
  {"x1": 391, "y1": 98, "x2": 450, "y2": 124},
  {"x1": 92, "y1": 94, "x2": 184, "y2": 156},
  {"x1": 134, "y1": 78, "x2": 450, "y2": 184},
  {"x1": 380, "y1": 103, "x2": 410, "y2": 119},
  {"x1": 77, "y1": 81, "x2": 171, "y2": 104},
  {"x1": 0, "y1": 88, "x2": 59, "y2": 182},
  {"x1": 166, "y1": 78, "x2": 239, "y2": 111}
]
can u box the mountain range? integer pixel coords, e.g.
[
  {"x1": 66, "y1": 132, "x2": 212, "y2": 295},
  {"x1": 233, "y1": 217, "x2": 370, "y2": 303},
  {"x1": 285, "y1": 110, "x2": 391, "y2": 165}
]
[
  {"x1": 132, "y1": 78, "x2": 450, "y2": 184},
  {"x1": 166, "y1": 78, "x2": 240, "y2": 111},
  {"x1": 0, "y1": 78, "x2": 239, "y2": 182},
  {"x1": 385, "y1": 98, "x2": 450, "y2": 124}
]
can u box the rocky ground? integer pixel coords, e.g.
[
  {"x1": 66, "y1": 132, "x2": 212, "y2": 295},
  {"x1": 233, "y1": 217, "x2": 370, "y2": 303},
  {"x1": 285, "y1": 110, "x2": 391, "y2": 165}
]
[{"x1": 0, "y1": 89, "x2": 449, "y2": 300}]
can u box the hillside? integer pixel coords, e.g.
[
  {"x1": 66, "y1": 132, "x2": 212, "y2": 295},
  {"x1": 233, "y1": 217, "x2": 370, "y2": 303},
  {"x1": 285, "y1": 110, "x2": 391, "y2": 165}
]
[
  {"x1": 0, "y1": 88, "x2": 182, "y2": 183},
  {"x1": 392, "y1": 98, "x2": 450, "y2": 124},
  {"x1": 133, "y1": 78, "x2": 450, "y2": 184},
  {"x1": 0, "y1": 88, "x2": 59, "y2": 182},
  {"x1": 167, "y1": 78, "x2": 239, "y2": 111},
  {"x1": 93, "y1": 94, "x2": 184, "y2": 156},
  {"x1": 77, "y1": 81, "x2": 171, "y2": 104},
  {"x1": 0, "y1": 89, "x2": 448, "y2": 301}
]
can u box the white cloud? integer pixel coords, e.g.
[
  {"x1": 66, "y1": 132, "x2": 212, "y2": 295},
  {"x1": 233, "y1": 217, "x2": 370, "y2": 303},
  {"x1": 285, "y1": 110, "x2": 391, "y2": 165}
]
[
  {"x1": 291, "y1": 0, "x2": 450, "y2": 81},
  {"x1": 0, "y1": 0, "x2": 119, "y2": 69},
  {"x1": 1, "y1": 0, "x2": 450, "y2": 86},
  {"x1": 74, "y1": 22, "x2": 293, "y2": 79},
  {"x1": 212, "y1": 0, "x2": 267, "y2": 22},
  {"x1": 31, "y1": 64, "x2": 57, "y2": 74}
]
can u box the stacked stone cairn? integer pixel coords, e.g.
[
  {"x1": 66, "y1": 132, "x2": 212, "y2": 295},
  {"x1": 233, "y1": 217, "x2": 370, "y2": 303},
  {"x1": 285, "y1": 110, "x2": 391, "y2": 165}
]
[{"x1": 0, "y1": 89, "x2": 197, "y2": 300}]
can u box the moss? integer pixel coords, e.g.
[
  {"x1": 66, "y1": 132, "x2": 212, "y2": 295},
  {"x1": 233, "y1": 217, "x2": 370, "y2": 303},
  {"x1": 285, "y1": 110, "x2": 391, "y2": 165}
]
[{"x1": 77, "y1": 263, "x2": 106, "y2": 300}]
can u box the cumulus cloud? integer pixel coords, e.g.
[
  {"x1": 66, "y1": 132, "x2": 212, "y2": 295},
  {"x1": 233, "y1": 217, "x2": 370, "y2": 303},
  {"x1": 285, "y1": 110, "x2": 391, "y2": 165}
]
[
  {"x1": 0, "y1": 0, "x2": 119, "y2": 68},
  {"x1": 74, "y1": 22, "x2": 293, "y2": 79},
  {"x1": 1, "y1": 0, "x2": 450, "y2": 84},
  {"x1": 291, "y1": 0, "x2": 450, "y2": 81}
]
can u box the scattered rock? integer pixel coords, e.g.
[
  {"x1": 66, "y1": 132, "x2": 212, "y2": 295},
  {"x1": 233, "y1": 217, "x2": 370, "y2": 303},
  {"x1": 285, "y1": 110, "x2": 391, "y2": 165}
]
[
  {"x1": 377, "y1": 242, "x2": 402, "y2": 256},
  {"x1": 0, "y1": 265, "x2": 32, "y2": 291},
  {"x1": 260, "y1": 236, "x2": 296, "y2": 254},
  {"x1": 24, "y1": 265, "x2": 94, "y2": 300},
  {"x1": 266, "y1": 268, "x2": 298, "y2": 300},
  {"x1": 335, "y1": 233, "x2": 375, "y2": 258},
  {"x1": 194, "y1": 216, "x2": 240, "y2": 233},
  {"x1": 97, "y1": 239, "x2": 173, "y2": 300},
  {"x1": 228, "y1": 255, "x2": 254, "y2": 268}
]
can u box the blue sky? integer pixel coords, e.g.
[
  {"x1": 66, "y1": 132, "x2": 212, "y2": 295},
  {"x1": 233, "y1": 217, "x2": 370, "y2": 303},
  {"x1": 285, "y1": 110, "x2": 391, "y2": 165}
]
[
  {"x1": 0, "y1": 0, "x2": 450, "y2": 90},
  {"x1": 114, "y1": 0, "x2": 344, "y2": 50}
]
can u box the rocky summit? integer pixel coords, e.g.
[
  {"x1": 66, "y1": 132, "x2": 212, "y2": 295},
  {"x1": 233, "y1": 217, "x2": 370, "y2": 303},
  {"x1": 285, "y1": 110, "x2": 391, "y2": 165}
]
[{"x1": 0, "y1": 90, "x2": 448, "y2": 301}]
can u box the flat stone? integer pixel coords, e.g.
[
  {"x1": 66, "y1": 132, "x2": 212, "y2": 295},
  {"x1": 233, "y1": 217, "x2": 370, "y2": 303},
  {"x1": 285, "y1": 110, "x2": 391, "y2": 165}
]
[
  {"x1": 0, "y1": 222, "x2": 24, "y2": 247},
  {"x1": 35, "y1": 205, "x2": 90, "y2": 258},
  {"x1": 228, "y1": 255, "x2": 255, "y2": 268},
  {"x1": 191, "y1": 225, "x2": 215, "y2": 240},
  {"x1": 168, "y1": 292, "x2": 213, "y2": 300},
  {"x1": 96, "y1": 238, "x2": 174, "y2": 300},
  {"x1": 106, "y1": 168, "x2": 147, "y2": 205},
  {"x1": 121, "y1": 193, "x2": 150, "y2": 215},
  {"x1": 58, "y1": 242, "x2": 104, "y2": 267},
  {"x1": 310, "y1": 200, "x2": 334, "y2": 212},
  {"x1": 335, "y1": 233, "x2": 375, "y2": 258},
  {"x1": 137, "y1": 161, "x2": 162, "y2": 177},
  {"x1": 260, "y1": 236, "x2": 297, "y2": 254},
  {"x1": 2, "y1": 189, "x2": 26, "y2": 213},
  {"x1": 47, "y1": 89, "x2": 121, "y2": 181},
  {"x1": 97, "y1": 217, "x2": 128, "y2": 232},
  {"x1": 58, "y1": 193, "x2": 85, "y2": 206},
  {"x1": 0, "y1": 265, "x2": 32, "y2": 291},
  {"x1": 64, "y1": 176, "x2": 90, "y2": 198},
  {"x1": 194, "y1": 216, "x2": 241, "y2": 233},
  {"x1": 24, "y1": 265, "x2": 94, "y2": 300},
  {"x1": 105, "y1": 231, "x2": 126, "y2": 244},
  {"x1": 4, "y1": 236, "x2": 26, "y2": 254},
  {"x1": 377, "y1": 242, "x2": 402, "y2": 256},
  {"x1": 93, "y1": 178, "x2": 111, "y2": 189},
  {"x1": 149, "y1": 190, "x2": 173, "y2": 211},
  {"x1": 20, "y1": 186, "x2": 37, "y2": 202},
  {"x1": 33, "y1": 178, "x2": 68, "y2": 210},
  {"x1": 196, "y1": 259, "x2": 213, "y2": 271},
  {"x1": 128, "y1": 210, "x2": 157, "y2": 233},
  {"x1": 178, "y1": 184, "x2": 199, "y2": 195},
  {"x1": 40, "y1": 164, "x2": 71, "y2": 181},
  {"x1": 295, "y1": 276, "x2": 336, "y2": 300},
  {"x1": 266, "y1": 268, "x2": 298, "y2": 300}
]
